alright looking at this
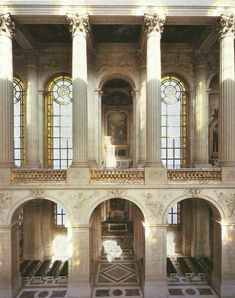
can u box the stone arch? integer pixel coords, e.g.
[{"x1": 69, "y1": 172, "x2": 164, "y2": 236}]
[
  {"x1": 39, "y1": 68, "x2": 71, "y2": 90},
  {"x1": 162, "y1": 70, "x2": 194, "y2": 91},
  {"x1": 206, "y1": 71, "x2": 219, "y2": 90},
  {"x1": 87, "y1": 194, "x2": 147, "y2": 224},
  {"x1": 7, "y1": 194, "x2": 71, "y2": 226},
  {"x1": 97, "y1": 72, "x2": 137, "y2": 91},
  {"x1": 163, "y1": 194, "x2": 225, "y2": 225}
]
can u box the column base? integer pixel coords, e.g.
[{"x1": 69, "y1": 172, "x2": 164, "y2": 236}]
[
  {"x1": 144, "y1": 280, "x2": 168, "y2": 298},
  {"x1": 70, "y1": 161, "x2": 89, "y2": 168},
  {"x1": 0, "y1": 161, "x2": 15, "y2": 168},
  {"x1": 67, "y1": 167, "x2": 90, "y2": 184},
  {"x1": 23, "y1": 162, "x2": 41, "y2": 169},
  {"x1": 145, "y1": 167, "x2": 167, "y2": 185},
  {"x1": 67, "y1": 281, "x2": 91, "y2": 298},
  {"x1": 220, "y1": 280, "x2": 235, "y2": 298},
  {"x1": 0, "y1": 168, "x2": 12, "y2": 185},
  {"x1": 222, "y1": 167, "x2": 235, "y2": 184},
  {"x1": 193, "y1": 163, "x2": 211, "y2": 168},
  {"x1": 220, "y1": 160, "x2": 235, "y2": 167},
  {"x1": 145, "y1": 161, "x2": 163, "y2": 167},
  {"x1": 0, "y1": 284, "x2": 13, "y2": 298}
]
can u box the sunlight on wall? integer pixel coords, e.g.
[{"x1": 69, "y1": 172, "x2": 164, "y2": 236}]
[
  {"x1": 52, "y1": 235, "x2": 68, "y2": 262},
  {"x1": 167, "y1": 231, "x2": 176, "y2": 255}
]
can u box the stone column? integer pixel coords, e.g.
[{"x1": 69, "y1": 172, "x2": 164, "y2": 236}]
[
  {"x1": 67, "y1": 225, "x2": 91, "y2": 298},
  {"x1": 24, "y1": 51, "x2": 41, "y2": 168},
  {"x1": 0, "y1": 13, "x2": 15, "y2": 168},
  {"x1": 220, "y1": 223, "x2": 235, "y2": 297},
  {"x1": 67, "y1": 13, "x2": 90, "y2": 168},
  {"x1": 217, "y1": 14, "x2": 235, "y2": 167},
  {"x1": 193, "y1": 50, "x2": 210, "y2": 167},
  {"x1": 144, "y1": 224, "x2": 167, "y2": 298},
  {"x1": 144, "y1": 13, "x2": 165, "y2": 167}
]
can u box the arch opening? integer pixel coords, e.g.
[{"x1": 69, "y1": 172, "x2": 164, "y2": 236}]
[
  {"x1": 89, "y1": 197, "x2": 145, "y2": 293},
  {"x1": 166, "y1": 197, "x2": 221, "y2": 295},
  {"x1": 11, "y1": 198, "x2": 70, "y2": 293}
]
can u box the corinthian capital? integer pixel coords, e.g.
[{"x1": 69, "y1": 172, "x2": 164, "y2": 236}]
[
  {"x1": 217, "y1": 14, "x2": 235, "y2": 39},
  {"x1": 0, "y1": 13, "x2": 15, "y2": 37},
  {"x1": 66, "y1": 13, "x2": 90, "y2": 35},
  {"x1": 144, "y1": 13, "x2": 166, "y2": 35}
]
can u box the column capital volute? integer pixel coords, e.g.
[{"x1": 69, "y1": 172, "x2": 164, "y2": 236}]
[
  {"x1": 66, "y1": 13, "x2": 90, "y2": 36},
  {"x1": 144, "y1": 13, "x2": 166, "y2": 36},
  {"x1": 0, "y1": 13, "x2": 15, "y2": 38},
  {"x1": 217, "y1": 13, "x2": 235, "y2": 39}
]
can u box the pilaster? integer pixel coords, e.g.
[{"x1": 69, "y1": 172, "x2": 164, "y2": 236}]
[
  {"x1": 220, "y1": 223, "x2": 235, "y2": 297},
  {"x1": 144, "y1": 224, "x2": 167, "y2": 298},
  {"x1": 193, "y1": 50, "x2": 210, "y2": 167},
  {"x1": 144, "y1": 13, "x2": 165, "y2": 168},
  {"x1": 67, "y1": 225, "x2": 91, "y2": 298},
  {"x1": 24, "y1": 50, "x2": 41, "y2": 168}
]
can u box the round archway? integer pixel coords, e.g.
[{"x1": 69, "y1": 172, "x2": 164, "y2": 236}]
[
  {"x1": 11, "y1": 198, "x2": 70, "y2": 296},
  {"x1": 90, "y1": 197, "x2": 145, "y2": 296},
  {"x1": 166, "y1": 197, "x2": 221, "y2": 295}
]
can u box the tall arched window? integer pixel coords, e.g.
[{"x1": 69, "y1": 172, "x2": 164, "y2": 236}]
[
  {"x1": 161, "y1": 75, "x2": 187, "y2": 168},
  {"x1": 13, "y1": 77, "x2": 25, "y2": 166},
  {"x1": 45, "y1": 75, "x2": 72, "y2": 169}
]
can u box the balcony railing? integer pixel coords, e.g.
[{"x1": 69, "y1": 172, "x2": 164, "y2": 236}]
[
  {"x1": 90, "y1": 168, "x2": 145, "y2": 184},
  {"x1": 11, "y1": 167, "x2": 221, "y2": 184},
  {"x1": 11, "y1": 169, "x2": 67, "y2": 183},
  {"x1": 167, "y1": 168, "x2": 221, "y2": 181}
]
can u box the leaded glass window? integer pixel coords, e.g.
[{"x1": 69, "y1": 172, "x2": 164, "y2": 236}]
[
  {"x1": 13, "y1": 77, "x2": 25, "y2": 166},
  {"x1": 46, "y1": 75, "x2": 72, "y2": 169},
  {"x1": 167, "y1": 203, "x2": 180, "y2": 225},
  {"x1": 54, "y1": 203, "x2": 67, "y2": 228},
  {"x1": 161, "y1": 75, "x2": 187, "y2": 168}
]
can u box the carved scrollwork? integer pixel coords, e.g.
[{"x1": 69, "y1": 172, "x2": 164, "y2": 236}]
[
  {"x1": 217, "y1": 14, "x2": 235, "y2": 39},
  {"x1": 0, "y1": 13, "x2": 15, "y2": 37},
  {"x1": 66, "y1": 13, "x2": 90, "y2": 35},
  {"x1": 215, "y1": 191, "x2": 235, "y2": 218},
  {"x1": 144, "y1": 13, "x2": 166, "y2": 35},
  {"x1": 0, "y1": 192, "x2": 12, "y2": 222}
]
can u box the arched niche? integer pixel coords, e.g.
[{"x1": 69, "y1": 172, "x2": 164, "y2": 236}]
[{"x1": 101, "y1": 77, "x2": 134, "y2": 168}]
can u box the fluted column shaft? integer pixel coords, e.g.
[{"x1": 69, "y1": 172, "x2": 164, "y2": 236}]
[
  {"x1": 218, "y1": 14, "x2": 235, "y2": 166},
  {"x1": 67, "y1": 14, "x2": 89, "y2": 167},
  {"x1": 193, "y1": 52, "x2": 209, "y2": 167},
  {"x1": 0, "y1": 13, "x2": 15, "y2": 167},
  {"x1": 25, "y1": 53, "x2": 41, "y2": 168},
  {"x1": 144, "y1": 14, "x2": 165, "y2": 167}
]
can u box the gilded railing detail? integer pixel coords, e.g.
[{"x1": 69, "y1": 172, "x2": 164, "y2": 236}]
[
  {"x1": 11, "y1": 169, "x2": 67, "y2": 183},
  {"x1": 90, "y1": 169, "x2": 145, "y2": 184},
  {"x1": 167, "y1": 168, "x2": 221, "y2": 181}
]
